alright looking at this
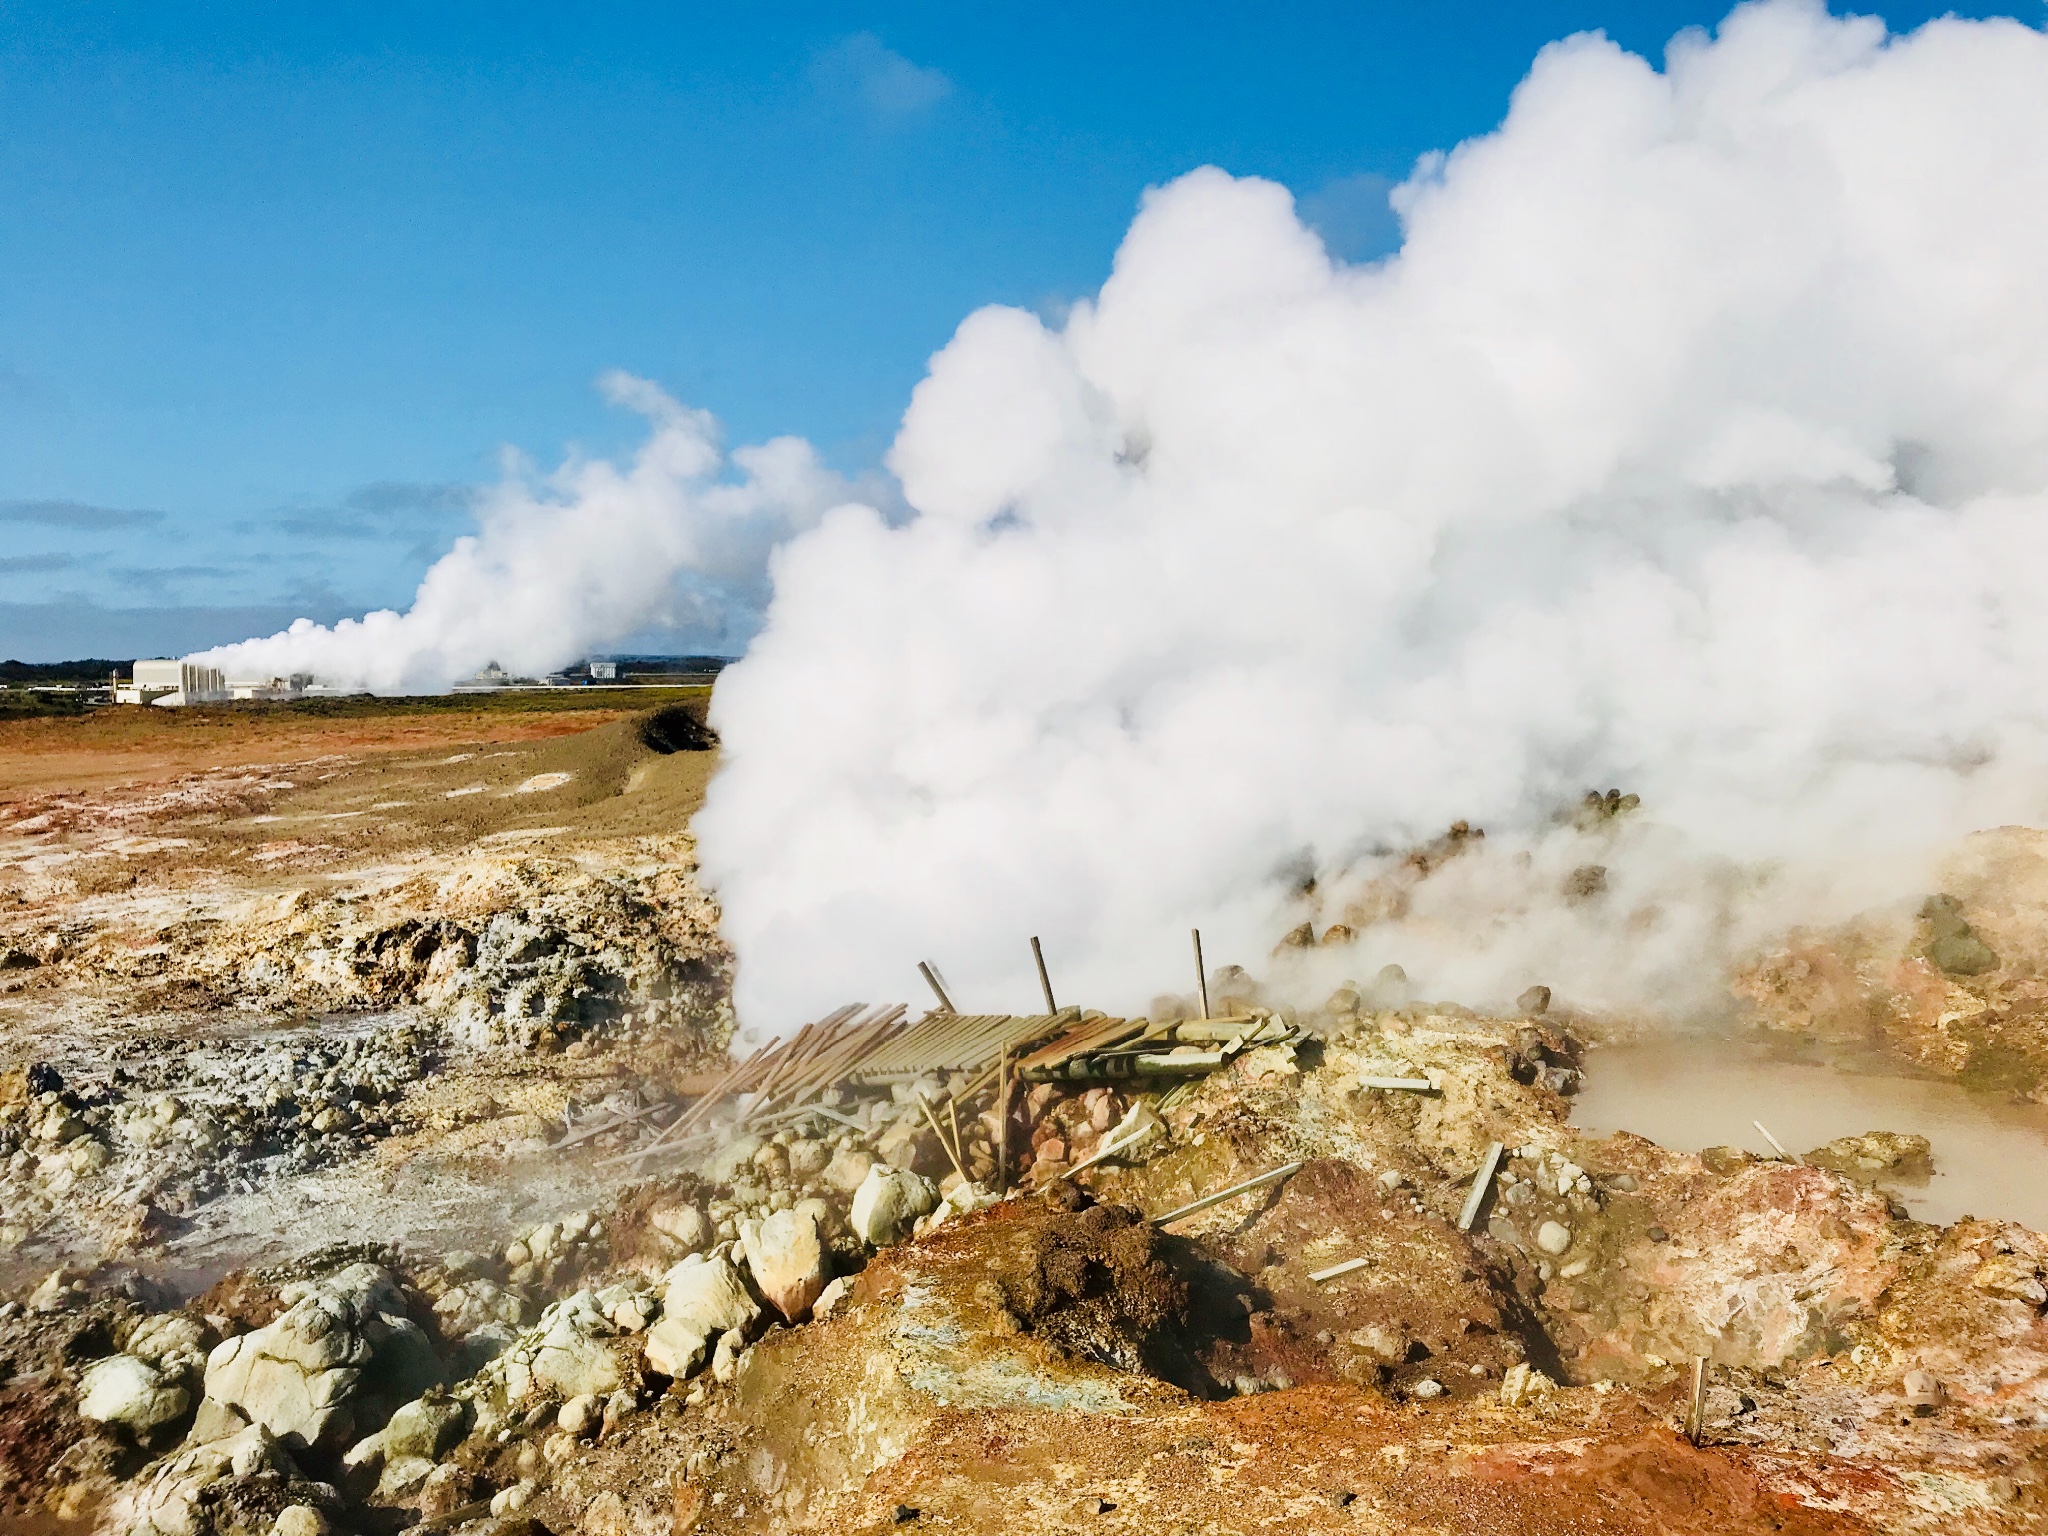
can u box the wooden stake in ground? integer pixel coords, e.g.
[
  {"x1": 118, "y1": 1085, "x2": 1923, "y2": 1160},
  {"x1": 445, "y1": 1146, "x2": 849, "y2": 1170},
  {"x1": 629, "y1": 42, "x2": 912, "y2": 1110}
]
[
  {"x1": 1752, "y1": 1119, "x2": 1799, "y2": 1163},
  {"x1": 918, "y1": 960, "x2": 957, "y2": 1014},
  {"x1": 1455, "y1": 1141, "x2": 1505, "y2": 1233},
  {"x1": 1151, "y1": 1161, "x2": 1303, "y2": 1227},
  {"x1": 918, "y1": 1091, "x2": 970, "y2": 1185},
  {"x1": 1192, "y1": 928, "x2": 1211, "y2": 1020},
  {"x1": 1031, "y1": 935, "x2": 1058, "y2": 1015},
  {"x1": 997, "y1": 1045, "x2": 1010, "y2": 1196},
  {"x1": 1687, "y1": 1355, "x2": 1709, "y2": 1445}
]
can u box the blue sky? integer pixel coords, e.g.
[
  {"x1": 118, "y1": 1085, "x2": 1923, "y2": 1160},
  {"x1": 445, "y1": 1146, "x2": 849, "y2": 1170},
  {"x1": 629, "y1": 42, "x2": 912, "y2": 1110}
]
[{"x1": 0, "y1": 1, "x2": 2028, "y2": 660}]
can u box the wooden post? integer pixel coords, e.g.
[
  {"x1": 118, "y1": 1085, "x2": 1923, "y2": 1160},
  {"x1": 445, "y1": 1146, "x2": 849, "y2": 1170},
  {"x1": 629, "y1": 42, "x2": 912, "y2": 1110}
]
[
  {"x1": 1150, "y1": 1161, "x2": 1303, "y2": 1227},
  {"x1": 917, "y1": 1091, "x2": 970, "y2": 1185},
  {"x1": 1192, "y1": 928, "x2": 1211, "y2": 1020},
  {"x1": 1031, "y1": 936, "x2": 1058, "y2": 1015},
  {"x1": 1752, "y1": 1120, "x2": 1798, "y2": 1164},
  {"x1": 918, "y1": 960, "x2": 957, "y2": 1014},
  {"x1": 997, "y1": 1045, "x2": 1010, "y2": 1196},
  {"x1": 1456, "y1": 1141, "x2": 1504, "y2": 1233},
  {"x1": 1687, "y1": 1355, "x2": 1709, "y2": 1445}
]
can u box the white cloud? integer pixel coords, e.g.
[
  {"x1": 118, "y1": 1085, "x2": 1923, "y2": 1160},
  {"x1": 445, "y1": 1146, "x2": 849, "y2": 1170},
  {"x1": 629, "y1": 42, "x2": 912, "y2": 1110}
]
[
  {"x1": 813, "y1": 32, "x2": 953, "y2": 120},
  {"x1": 694, "y1": 0, "x2": 2048, "y2": 1027}
]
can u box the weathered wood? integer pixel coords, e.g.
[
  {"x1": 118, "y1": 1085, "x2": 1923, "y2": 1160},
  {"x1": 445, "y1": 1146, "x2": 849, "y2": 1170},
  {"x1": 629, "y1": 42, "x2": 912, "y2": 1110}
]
[
  {"x1": 1192, "y1": 928, "x2": 1211, "y2": 1020},
  {"x1": 1308, "y1": 1257, "x2": 1369, "y2": 1283},
  {"x1": 1031, "y1": 935, "x2": 1057, "y2": 1015},
  {"x1": 918, "y1": 960, "x2": 957, "y2": 1014},
  {"x1": 1753, "y1": 1119, "x2": 1799, "y2": 1164},
  {"x1": 1150, "y1": 1161, "x2": 1303, "y2": 1227},
  {"x1": 1455, "y1": 1141, "x2": 1504, "y2": 1233}
]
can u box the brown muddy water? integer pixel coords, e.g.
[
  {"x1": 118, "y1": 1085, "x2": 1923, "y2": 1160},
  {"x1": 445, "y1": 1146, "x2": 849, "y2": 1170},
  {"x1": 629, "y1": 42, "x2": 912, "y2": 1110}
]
[{"x1": 1572, "y1": 1036, "x2": 2048, "y2": 1232}]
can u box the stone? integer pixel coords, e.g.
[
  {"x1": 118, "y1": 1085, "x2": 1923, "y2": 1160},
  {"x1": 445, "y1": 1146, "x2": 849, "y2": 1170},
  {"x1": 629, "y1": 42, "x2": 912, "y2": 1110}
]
[
  {"x1": 849, "y1": 1165, "x2": 939, "y2": 1247},
  {"x1": 875, "y1": 1116, "x2": 943, "y2": 1176},
  {"x1": 742, "y1": 1208, "x2": 831, "y2": 1322},
  {"x1": 1903, "y1": 1368, "x2": 1947, "y2": 1414},
  {"x1": 494, "y1": 1290, "x2": 627, "y2": 1401},
  {"x1": 1409, "y1": 1378, "x2": 1445, "y2": 1399},
  {"x1": 126, "y1": 1313, "x2": 212, "y2": 1374},
  {"x1": 383, "y1": 1393, "x2": 470, "y2": 1460},
  {"x1": 821, "y1": 1145, "x2": 876, "y2": 1194},
  {"x1": 601, "y1": 1387, "x2": 638, "y2": 1435},
  {"x1": 1970, "y1": 1255, "x2": 2048, "y2": 1306},
  {"x1": 646, "y1": 1200, "x2": 711, "y2": 1256},
  {"x1": 812, "y1": 1276, "x2": 854, "y2": 1320},
  {"x1": 786, "y1": 1137, "x2": 832, "y2": 1180},
  {"x1": 491, "y1": 1483, "x2": 532, "y2": 1515},
  {"x1": 710, "y1": 1328, "x2": 746, "y2": 1384},
  {"x1": 202, "y1": 1263, "x2": 442, "y2": 1455},
  {"x1": 416, "y1": 1463, "x2": 476, "y2": 1519},
  {"x1": 77, "y1": 1353, "x2": 192, "y2": 1434},
  {"x1": 188, "y1": 1396, "x2": 252, "y2": 1443},
  {"x1": 642, "y1": 1254, "x2": 758, "y2": 1380},
  {"x1": 705, "y1": 1135, "x2": 765, "y2": 1184},
  {"x1": 583, "y1": 1489, "x2": 630, "y2": 1536},
  {"x1": 1499, "y1": 1362, "x2": 1556, "y2": 1408},
  {"x1": 272, "y1": 1507, "x2": 331, "y2": 1536},
  {"x1": 1535, "y1": 1221, "x2": 1573, "y2": 1256},
  {"x1": 131, "y1": 1423, "x2": 295, "y2": 1536},
  {"x1": 557, "y1": 1393, "x2": 599, "y2": 1436}
]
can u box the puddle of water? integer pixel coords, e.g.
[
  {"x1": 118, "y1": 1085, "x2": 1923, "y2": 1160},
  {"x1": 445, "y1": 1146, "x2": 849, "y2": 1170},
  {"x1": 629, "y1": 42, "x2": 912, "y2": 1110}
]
[{"x1": 1572, "y1": 1036, "x2": 2048, "y2": 1233}]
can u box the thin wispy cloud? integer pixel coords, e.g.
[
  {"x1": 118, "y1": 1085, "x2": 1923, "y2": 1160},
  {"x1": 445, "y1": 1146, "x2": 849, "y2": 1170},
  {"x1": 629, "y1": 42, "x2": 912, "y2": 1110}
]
[
  {"x1": 0, "y1": 553, "x2": 77, "y2": 573},
  {"x1": 0, "y1": 498, "x2": 165, "y2": 529},
  {"x1": 812, "y1": 33, "x2": 952, "y2": 119},
  {"x1": 259, "y1": 480, "x2": 477, "y2": 540}
]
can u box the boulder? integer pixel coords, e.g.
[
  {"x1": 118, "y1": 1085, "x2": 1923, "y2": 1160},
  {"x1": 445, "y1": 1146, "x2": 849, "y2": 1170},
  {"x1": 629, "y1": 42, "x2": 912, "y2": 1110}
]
[
  {"x1": 494, "y1": 1290, "x2": 628, "y2": 1401},
  {"x1": 786, "y1": 1137, "x2": 832, "y2": 1180},
  {"x1": 201, "y1": 1264, "x2": 441, "y2": 1455},
  {"x1": 643, "y1": 1254, "x2": 758, "y2": 1380},
  {"x1": 875, "y1": 1116, "x2": 944, "y2": 1176},
  {"x1": 77, "y1": 1353, "x2": 192, "y2": 1435},
  {"x1": 126, "y1": 1313, "x2": 213, "y2": 1375},
  {"x1": 126, "y1": 1423, "x2": 297, "y2": 1536},
  {"x1": 705, "y1": 1135, "x2": 765, "y2": 1184},
  {"x1": 382, "y1": 1393, "x2": 470, "y2": 1460},
  {"x1": 821, "y1": 1145, "x2": 875, "y2": 1194},
  {"x1": 850, "y1": 1165, "x2": 939, "y2": 1247},
  {"x1": 742, "y1": 1208, "x2": 831, "y2": 1322},
  {"x1": 646, "y1": 1200, "x2": 711, "y2": 1257}
]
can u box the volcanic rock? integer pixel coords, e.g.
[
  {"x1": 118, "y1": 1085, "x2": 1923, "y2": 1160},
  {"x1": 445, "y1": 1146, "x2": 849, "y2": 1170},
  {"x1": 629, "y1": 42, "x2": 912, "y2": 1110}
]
[
  {"x1": 742, "y1": 1207, "x2": 831, "y2": 1321},
  {"x1": 77, "y1": 1352, "x2": 192, "y2": 1435},
  {"x1": 850, "y1": 1165, "x2": 939, "y2": 1246}
]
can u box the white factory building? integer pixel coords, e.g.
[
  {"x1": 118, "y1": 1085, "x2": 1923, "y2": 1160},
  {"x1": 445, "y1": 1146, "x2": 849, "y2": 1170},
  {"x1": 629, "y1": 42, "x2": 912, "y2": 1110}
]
[{"x1": 115, "y1": 661, "x2": 309, "y2": 706}]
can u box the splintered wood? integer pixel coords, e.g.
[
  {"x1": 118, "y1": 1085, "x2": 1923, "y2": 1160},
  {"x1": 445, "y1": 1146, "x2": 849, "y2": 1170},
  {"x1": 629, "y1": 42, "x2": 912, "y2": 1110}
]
[{"x1": 579, "y1": 998, "x2": 1302, "y2": 1168}]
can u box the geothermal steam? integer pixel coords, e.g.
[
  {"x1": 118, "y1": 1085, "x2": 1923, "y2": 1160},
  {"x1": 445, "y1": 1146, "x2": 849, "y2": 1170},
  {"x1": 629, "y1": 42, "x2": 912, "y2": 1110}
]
[
  {"x1": 197, "y1": 373, "x2": 851, "y2": 693},
  {"x1": 697, "y1": 1, "x2": 2048, "y2": 1025}
]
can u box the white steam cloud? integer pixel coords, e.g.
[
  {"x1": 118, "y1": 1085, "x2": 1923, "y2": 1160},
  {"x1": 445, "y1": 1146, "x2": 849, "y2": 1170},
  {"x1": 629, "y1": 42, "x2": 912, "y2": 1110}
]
[
  {"x1": 197, "y1": 373, "x2": 853, "y2": 693},
  {"x1": 695, "y1": 1, "x2": 2048, "y2": 1027}
]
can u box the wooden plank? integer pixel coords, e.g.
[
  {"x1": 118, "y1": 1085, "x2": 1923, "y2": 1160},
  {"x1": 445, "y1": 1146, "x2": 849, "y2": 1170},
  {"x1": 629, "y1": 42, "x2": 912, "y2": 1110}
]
[{"x1": 1456, "y1": 1142, "x2": 1504, "y2": 1233}]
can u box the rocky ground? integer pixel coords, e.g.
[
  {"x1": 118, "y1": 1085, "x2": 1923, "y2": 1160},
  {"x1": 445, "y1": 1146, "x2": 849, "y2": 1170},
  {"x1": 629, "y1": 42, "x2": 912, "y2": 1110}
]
[{"x1": 1, "y1": 705, "x2": 2046, "y2": 1534}]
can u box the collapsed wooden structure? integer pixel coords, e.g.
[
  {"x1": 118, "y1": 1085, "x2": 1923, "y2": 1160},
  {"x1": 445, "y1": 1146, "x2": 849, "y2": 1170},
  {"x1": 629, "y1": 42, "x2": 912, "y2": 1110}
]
[{"x1": 574, "y1": 997, "x2": 1298, "y2": 1180}]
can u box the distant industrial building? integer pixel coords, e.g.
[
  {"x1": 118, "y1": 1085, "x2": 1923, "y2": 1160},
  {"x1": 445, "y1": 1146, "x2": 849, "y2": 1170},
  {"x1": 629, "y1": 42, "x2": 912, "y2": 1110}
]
[
  {"x1": 115, "y1": 660, "x2": 227, "y2": 706},
  {"x1": 114, "y1": 661, "x2": 307, "y2": 706}
]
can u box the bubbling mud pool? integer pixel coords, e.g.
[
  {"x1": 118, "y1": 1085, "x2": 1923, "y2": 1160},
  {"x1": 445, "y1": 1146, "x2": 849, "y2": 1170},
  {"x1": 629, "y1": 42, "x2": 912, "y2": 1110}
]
[{"x1": 1573, "y1": 1035, "x2": 2048, "y2": 1231}]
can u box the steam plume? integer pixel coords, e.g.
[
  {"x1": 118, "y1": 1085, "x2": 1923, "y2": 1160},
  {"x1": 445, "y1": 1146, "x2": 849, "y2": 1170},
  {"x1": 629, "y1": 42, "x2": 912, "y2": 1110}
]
[
  {"x1": 696, "y1": 2, "x2": 2048, "y2": 1026},
  {"x1": 196, "y1": 372, "x2": 851, "y2": 693}
]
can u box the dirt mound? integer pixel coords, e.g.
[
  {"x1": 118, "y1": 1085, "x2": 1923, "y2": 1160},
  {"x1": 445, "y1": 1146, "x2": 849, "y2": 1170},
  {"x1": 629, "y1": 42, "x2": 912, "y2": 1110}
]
[{"x1": 638, "y1": 701, "x2": 717, "y2": 754}]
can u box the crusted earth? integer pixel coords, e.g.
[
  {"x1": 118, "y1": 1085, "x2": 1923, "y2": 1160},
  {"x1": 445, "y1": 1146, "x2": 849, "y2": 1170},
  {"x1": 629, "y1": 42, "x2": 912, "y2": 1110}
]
[{"x1": 1, "y1": 707, "x2": 2046, "y2": 1533}]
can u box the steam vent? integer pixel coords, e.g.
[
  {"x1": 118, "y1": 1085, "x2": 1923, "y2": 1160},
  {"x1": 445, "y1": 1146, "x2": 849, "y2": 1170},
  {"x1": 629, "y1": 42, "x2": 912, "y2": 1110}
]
[{"x1": 13, "y1": 1, "x2": 2048, "y2": 1532}]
